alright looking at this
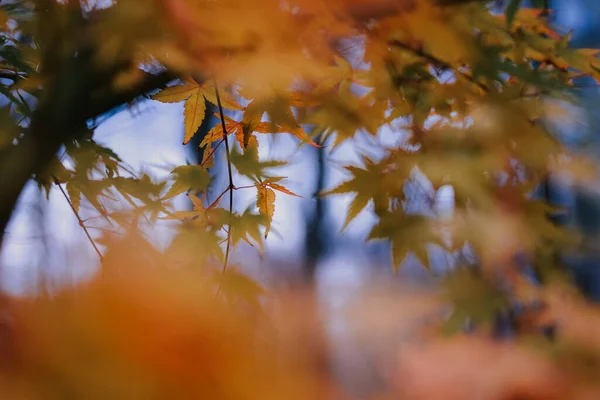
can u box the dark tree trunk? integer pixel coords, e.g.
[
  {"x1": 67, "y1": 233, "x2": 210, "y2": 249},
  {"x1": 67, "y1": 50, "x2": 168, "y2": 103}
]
[{"x1": 303, "y1": 142, "x2": 329, "y2": 282}]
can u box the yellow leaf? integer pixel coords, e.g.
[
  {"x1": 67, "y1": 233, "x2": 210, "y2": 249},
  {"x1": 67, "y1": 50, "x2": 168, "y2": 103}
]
[
  {"x1": 256, "y1": 185, "x2": 276, "y2": 238},
  {"x1": 201, "y1": 81, "x2": 244, "y2": 111},
  {"x1": 268, "y1": 183, "x2": 300, "y2": 197},
  {"x1": 280, "y1": 123, "x2": 322, "y2": 148},
  {"x1": 201, "y1": 145, "x2": 215, "y2": 168},
  {"x1": 342, "y1": 195, "x2": 370, "y2": 231},
  {"x1": 183, "y1": 89, "x2": 206, "y2": 144},
  {"x1": 151, "y1": 83, "x2": 198, "y2": 103},
  {"x1": 187, "y1": 193, "x2": 205, "y2": 211},
  {"x1": 153, "y1": 79, "x2": 242, "y2": 144}
]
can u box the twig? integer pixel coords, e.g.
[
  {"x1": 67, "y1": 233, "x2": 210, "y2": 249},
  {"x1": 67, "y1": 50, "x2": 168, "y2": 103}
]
[
  {"x1": 53, "y1": 177, "x2": 104, "y2": 262},
  {"x1": 207, "y1": 187, "x2": 230, "y2": 210},
  {"x1": 388, "y1": 39, "x2": 489, "y2": 93},
  {"x1": 200, "y1": 138, "x2": 225, "y2": 167},
  {"x1": 213, "y1": 79, "x2": 235, "y2": 298}
]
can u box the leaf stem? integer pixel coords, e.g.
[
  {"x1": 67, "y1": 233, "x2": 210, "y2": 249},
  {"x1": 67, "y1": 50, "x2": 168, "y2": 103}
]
[
  {"x1": 388, "y1": 39, "x2": 489, "y2": 93},
  {"x1": 207, "y1": 186, "x2": 230, "y2": 210},
  {"x1": 213, "y1": 79, "x2": 235, "y2": 298},
  {"x1": 200, "y1": 138, "x2": 225, "y2": 167},
  {"x1": 53, "y1": 177, "x2": 104, "y2": 262},
  {"x1": 233, "y1": 184, "x2": 255, "y2": 190}
]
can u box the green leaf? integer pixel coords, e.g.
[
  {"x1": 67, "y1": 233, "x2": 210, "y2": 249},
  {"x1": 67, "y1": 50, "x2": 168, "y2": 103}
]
[
  {"x1": 230, "y1": 146, "x2": 286, "y2": 181},
  {"x1": 368, "y1": 212, "x2": 442, "y2": 270},
  {"x1": 322, "y1": 156, "x2": 396, "y2": 227},
  {"x1": 163, "y1": 165, "x2": 211, "y2": 200},
  {"x1": 212, "y1": 268, "x2": 268, "y2": 308}
]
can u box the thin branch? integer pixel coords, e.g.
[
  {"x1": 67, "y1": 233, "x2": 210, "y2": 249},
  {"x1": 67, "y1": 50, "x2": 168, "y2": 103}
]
[
  {"x1": 200, "y1": 138, "x2": 225, "y2": 167},
  {"x1": 233, "y1": 185, "x2": 255, "y2": 190},
  {"x1": 388, "y1": 39, "x2": 489, "y2": 93},
  {"x1": 213, "y1": 79, "x2": 235, "y2": 298},
  {"x1": 53, "y1": 177, "x2": 103, "y2": 262},
  {"x1": 207, "y1": 186, "x2": 230, "y2": 210},
  {"x1": 85, "y1": 70, "x2": 175, "y2": 120}
]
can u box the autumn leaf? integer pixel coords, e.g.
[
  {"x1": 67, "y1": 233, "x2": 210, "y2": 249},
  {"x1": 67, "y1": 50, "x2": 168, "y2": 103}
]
[
  {"x1": 161, "y1": 193, "x2": 208, "y2": 223},
  {"x1": 163, "y1": 165, "x2": 210, "y2": 200},
  {"x1": 256, "y1": 185, "x2": 276, "y2": 238},
  {"x1": 211, "y1": 208, "x2": 267, "y2": 250},
  {"x1": 230, "y1": 145, "x2": 287, "y2": 181},
  {"x1": 266, "y1": 181, "x2": 300, "y2": 197},
  {"x1": 66, "y1": 181, "x2": 83, "y2": 213},
  {"x1": 322, "y1": 157, "x2": 393, "y2": 230},
  {"x1": 211, "y1": 267, "x2": 269, "y2": 308},
  {"x1": 241, "y1": 100, "x2": 266, "y2": 149},
  {"x1": 152, "y1": 78, "x2": 243, "y2": 144},
  {"x1": 368, "y1": 212, "x2": 442, "y2": 270},
  {"x1": 240, "y1": 95, "x2": 321, "y2": 148},
  {"x1": 202, "y1": 113, "x2": 270, "y2": 150}
]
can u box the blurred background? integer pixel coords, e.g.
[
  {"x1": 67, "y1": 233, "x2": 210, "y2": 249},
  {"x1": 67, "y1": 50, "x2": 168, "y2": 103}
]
[
  {"x1": 1, "y1": 1, "x2": 600, "y2": 396},
  {"x1": 1, "y1": 0, "x2": 600, "y2": 298}
]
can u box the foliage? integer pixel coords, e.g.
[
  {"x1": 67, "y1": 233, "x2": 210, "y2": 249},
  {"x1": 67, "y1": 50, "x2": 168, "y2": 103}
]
[{"x1": 1, "y1": 0, "x2": 600, "y2": 397}]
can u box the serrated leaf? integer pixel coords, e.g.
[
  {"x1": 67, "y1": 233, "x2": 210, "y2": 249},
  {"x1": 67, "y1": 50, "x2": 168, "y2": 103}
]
[
  {"x1": 342, "y1": 195, "x2": 370, "y2": 231},
  {"x1": 164, "y1": 165, "x2": 210, "y2": 200},
  {"x1": 368, "y1": 213, "x2": 442, "y2": 270},
  {"x1": 230, "y1": 146, "x2": 286, "y2": 181},
  {"x1": 322, "y1": 157, "x2": 394, "y2": 225},
  {"x1": 151, "y1": 84, "x2": 197, "y2": 103},
  {"x1": 202, "y1": 113, "x2": 268, "y2": 150},
  {"x1": 160, "y1": 211, "x2": 201, "y2": 221},
  {"x1": 212, "y1": 209, "x2": 267, "y2": 250},
  {"x1": 212, "y1": 268, "x2": 268, "y2": 308},
  {"x1": 267, "y1": 182, "x2": 300, "y2": 197},
  {"x1": 183, "y1": 89, "x2": 206, "y2": 144},
  {"x1": 152, "y1": 78, "x2": 242, "y2": 144},
  {"x1": 256, "y1": 185, "x2": 276, "y2": 238},
  {"x1": 66, "y1": 182, "x2": 82, "y2": 214},
  {"x1": 201, "y1": 80, "x2": 244, "y2": 111},
  {"x1": 201, "y1": 145, "x2": 215, "y2": 168},
  {"x1": 188, "y1": 193, "x2": 204, "y2": 211},
  {"x1": 241, "y1": 100, "x2": 266, "y2": 149}
]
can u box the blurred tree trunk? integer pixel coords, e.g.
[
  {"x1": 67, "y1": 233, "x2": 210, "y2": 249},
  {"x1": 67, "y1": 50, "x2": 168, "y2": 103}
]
[
  {"x1": 0, "y1": 2, "x2": 174, "y2": 248},
  {"x1": 303, "y1": 142, "x2": 329, "y2": 282}
]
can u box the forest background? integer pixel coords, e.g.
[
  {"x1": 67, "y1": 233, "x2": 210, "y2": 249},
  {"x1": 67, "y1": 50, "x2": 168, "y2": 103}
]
[{"x1": 1, "y1": 0, "x2": 600, "y2": 398}]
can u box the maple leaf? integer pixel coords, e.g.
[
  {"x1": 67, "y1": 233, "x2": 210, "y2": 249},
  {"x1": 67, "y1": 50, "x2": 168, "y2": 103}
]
[
  {"x1": 241, "y1": 99, "x2": 266, "y2": 149},
  {"x1": 151, "y1": 78, "x2": 243, "y2": 144},
  {"x1": 305, "y1": 84, "x2": 380, "y2": 148},
  {"x1": 163, "y1": 165, "x2": 211, "y2": 200},
  {"x1": 66, "y1": 181, "x2": 82, "y2": 214},
  {"x1": 165, "y1": 218, "x2": 225, "y2": 266},
  {"x1": 239, "y1": 93, "x2": 321, "y2": 147},
  {"x1": 161, "y1": 194, "x2": 207, "y2": 223},
  {"x1": 201, "y1": 113, "x2": 270, "y2": 150},
  {"x1": 63, "y1": 176, "x2": 114, "y2": 217},
  {"x1": 109, "y1": 175, "x2": 169, "y2": 220},
  {"x1": 230, "y1": 145, "x2": 286, "y2": 181},
  {"x1": 441, "y1": 268, "x2": 509, "y2": 334},
  {"x1": 211, "y1": 208, "x2": 267, "y2": 250},
  {"x1": 322, "y1": 156, "x2": 394, "y2": 230},
  {"x1": 256, "y1": 185, "x2": 275, "y2": 238},
  {"x1": 211, "y1": 267, "x2": 268, "y2": 309},
  {"x1": 264, "y1": 177, "x2": 301, "y2": 197},
  {"x1": 368, "y1": 212, "x2": 443, "y2": 270}
]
